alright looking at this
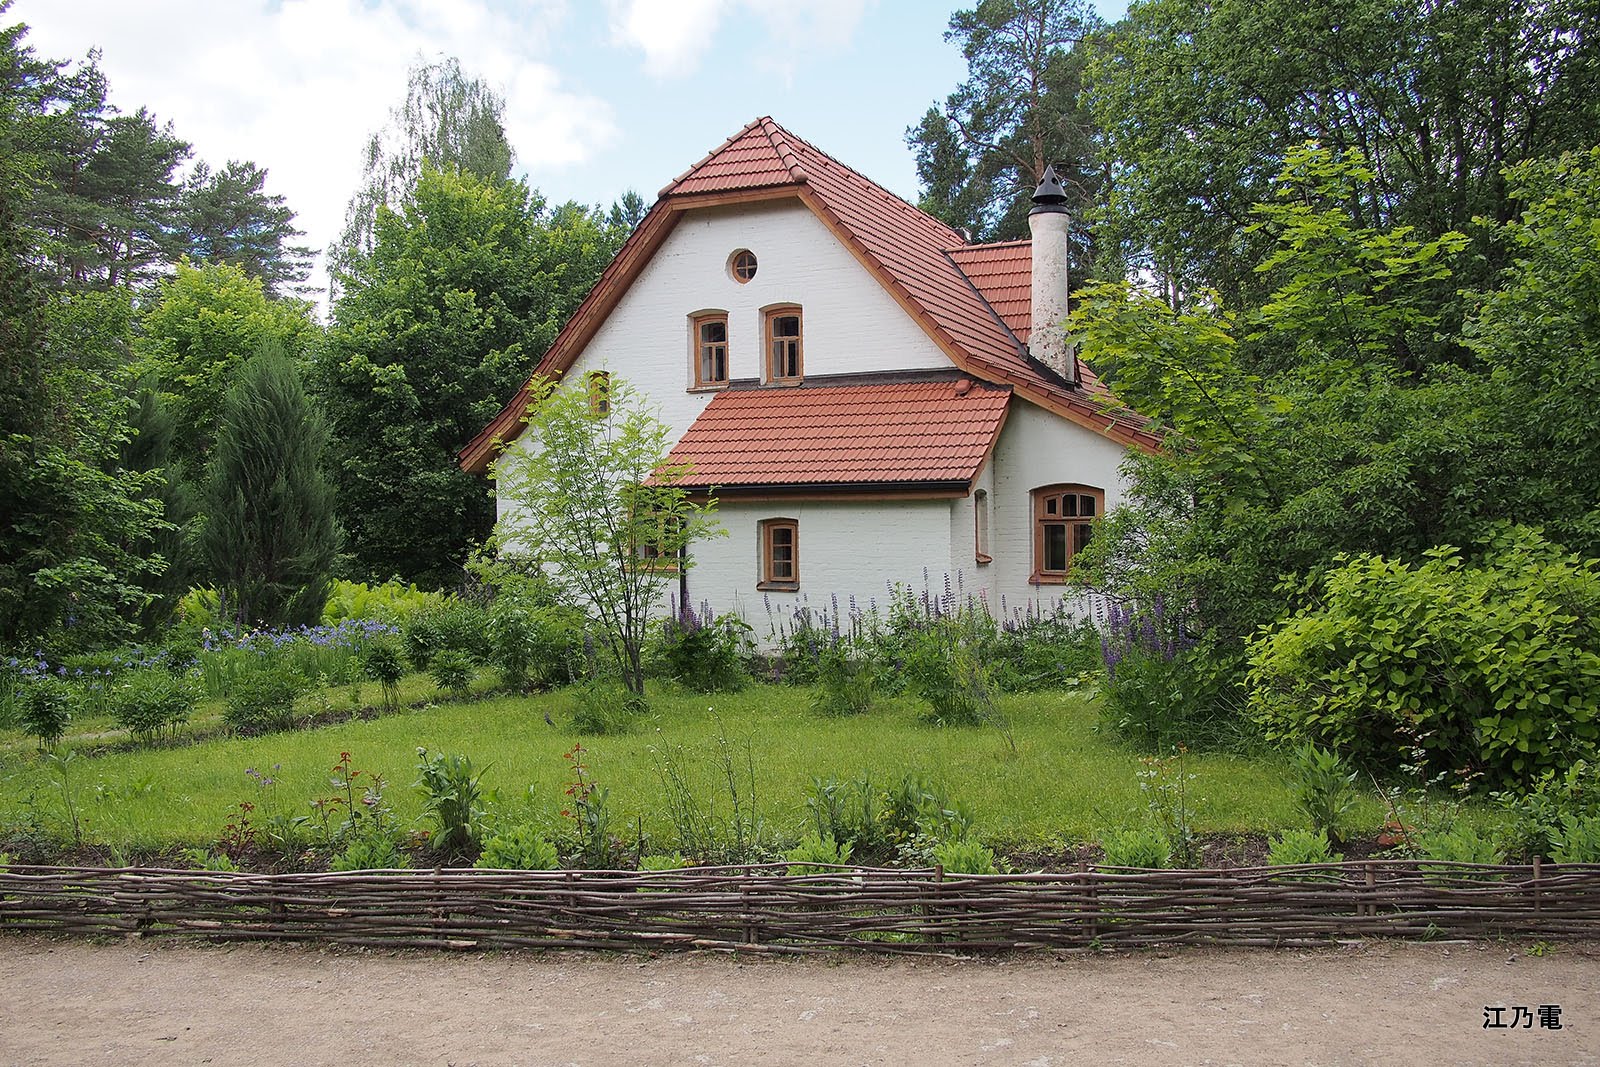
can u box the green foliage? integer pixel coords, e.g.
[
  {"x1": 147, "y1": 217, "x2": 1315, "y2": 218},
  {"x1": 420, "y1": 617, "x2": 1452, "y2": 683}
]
[
  {"x1": 401, "y1": 598, "x2": 489, "y2": 671},
  {"x1": 1417, "y1": 826, "x2": 1504, "y2": 867},
  {"x1": 785, "y1": 832, "x2": 852, "y2": 875},
  {"x1": 638, "y1": 852, "x2": 687, "y2": 872},
  {"x1": 1288, "y1": 743, "x2": 1358, "y2": 846},
  {"x1": 904, "y1": 614, "x2": 1002, "y2": 734},
  {"x1": 487, "y1": 596, "x2": 585, "y2": 691},
  {"x1": 560, "y1": 743, "x2": 618, "y2": 868},
  {"x1": 427, "y1": 649, "x2": 474, "y2": 700},
  {"x1": 329, "y1": 833, "x2": 409, "y2": 872},
  {"x1": 493, "y1": 375, "x2": 723, "y2": 695},
  {"x1": 321, "y1": 164, "x2": 626, "y2": 587},
  {"x1": 414, "y1": 747, "x2": 488, "y2": 858},
  {"x1": 810, "y1": 640, "x2": 877, "y2": 717},
  {"x1": 651, "y1": 606, "x2": 753, "y2": 693},
  {"x1": 200, "y1": 346, "x2": 338, "y2": 630},
  {"x1": 1267, "y1": 829, "x2": 1341, "y2": 867},
  {"x1": 108, "y1": 668, "x2": 196, "y2": 744},
  {"x1": 321, "y1": 579, "x2": 442, "y2": 626},
  {"x1": 1137, "y1": 749, "x2": 1201, "y2": 867},
  {"x1": 18, "y1": 675, "x2": 72, "y2": 749},
  {"x1": 222, "y1": 663, "x2": 304, "y2": 735},
  {"x1": 1550, "y1": 815, "x2": 1600, "y2": 865},
  {"x1": 1248, "y1": 529, "x2": 1600, "y2": 788},
  {"x1": 570, "y1": 681, "x2": 647, "y2": 736},
  {"x1": 359, "y1": 635, "x2": 405, "y2": 713},
  {"x1": 475, "y1": 824, "x2": 560, "y2": 870},
  {"x1": 930, "y1": 837, "x2": 997, "y2": 875},
  {"x1": 804, "y1": 775, "x2": 887, "y2": 860},
  {"x1": 1099, "y1": 826, "x2": 1169, "y2": 869},
  {"x1": 882, "y1": 774, "x2": 976, "y2": 865},
  {"x1": 1492, "y1": 761, "x2": 1598, "y2": 861},
  {"x1": 173, "y1": 159, "x2": 314, "y2": 297}
]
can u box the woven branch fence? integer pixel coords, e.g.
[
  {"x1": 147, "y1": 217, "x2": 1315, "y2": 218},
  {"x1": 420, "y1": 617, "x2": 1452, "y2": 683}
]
[{"x1": 3, "y1": 860, "x2": 1598, "y2": 955}]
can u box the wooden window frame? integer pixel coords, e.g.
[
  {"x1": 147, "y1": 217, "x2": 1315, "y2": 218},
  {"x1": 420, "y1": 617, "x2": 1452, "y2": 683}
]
[
  {"x1": 974, "y1": 488, "x2": 992, "y2": 565},
  {"x1": 757, "y1": 517, "x2": 799, "y2": 590},
  {"x1": 1031, "y1": 484, "x2": 1102, "y2": 583},
  {"x1": 764, "y1": 305, "x2": 803, "y2": 384},
  {"x1": 586, "y1": 370, "x2": 611, "y2": 416},
  {"x1": 637, "y1": 514, "x2": 684, "y2": 575},
  {"x1": 730, "y1": 249, "x2": 757, "y2": 284},
  {"x1": 690, "y1": 312, "x2": 730, "y2": 390}
]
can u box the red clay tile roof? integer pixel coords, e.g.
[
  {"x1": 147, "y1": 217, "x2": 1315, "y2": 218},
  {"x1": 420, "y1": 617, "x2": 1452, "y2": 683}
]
[
  {"x1": 664, "y1": 378, "x2": 1011, "y2": 489},
  {"x1": 947, "y1": 240, "x2": 1033, "y2": 342},
  {"x1": 460, "y1": 117, "x2": 1159, "y2": 474}
]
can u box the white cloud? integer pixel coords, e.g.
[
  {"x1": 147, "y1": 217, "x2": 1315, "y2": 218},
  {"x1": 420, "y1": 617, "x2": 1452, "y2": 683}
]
[
  {"x1": 607, "y1": 0, "x2": 873, "y2": 79},
  {"x1": 11, "y1": 0, "x2": 616, "y2": 311}
]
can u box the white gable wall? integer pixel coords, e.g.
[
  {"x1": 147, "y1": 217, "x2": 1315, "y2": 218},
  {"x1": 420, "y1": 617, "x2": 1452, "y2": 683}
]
[{"x1": 563, "y1": 198, "x2": 951, "y2": 442}]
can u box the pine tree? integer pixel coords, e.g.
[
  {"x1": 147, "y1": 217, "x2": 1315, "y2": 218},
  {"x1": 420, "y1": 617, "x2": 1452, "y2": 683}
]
[{"x1": 201, "y1": 345, "x2": 338, "y2": 629}]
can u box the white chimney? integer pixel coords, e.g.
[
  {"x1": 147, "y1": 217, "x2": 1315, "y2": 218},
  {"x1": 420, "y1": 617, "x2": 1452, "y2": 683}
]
[{"x1": 1027, "y1": 165, "x2": 1076, "y2": 386}]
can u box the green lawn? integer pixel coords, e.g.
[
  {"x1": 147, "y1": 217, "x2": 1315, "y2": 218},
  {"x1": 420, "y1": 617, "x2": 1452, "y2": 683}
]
[{"x1": 0, "y1": 679, "x2": 1384, "y2": 855}]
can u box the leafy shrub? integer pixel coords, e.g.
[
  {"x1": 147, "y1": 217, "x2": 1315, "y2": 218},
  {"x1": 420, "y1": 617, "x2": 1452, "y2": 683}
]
[
  {"x1": 931, "y1": 837, "x2": 997, "y2": 875},
  {"x1": 1492, "y1": 760, "x2": 1598, "y2": 860},
  {"x1": 1099, "y1": 827, "x2": 1170, "y2": 869},
  {"x1": 476, "y1": 824, "x2": 561, "y2": 870},
  {"x1": 1418, "y1": 826, "x2": 1504, "y2": 866},
  {"x1": 1289, "y1": 743, "x2": 1359, "y2": 845},
  {"x1": 652, "y1": 604, "x2": 753, "y2": 692},
  {"x1": 990, "y1": 610, "x2": 1102, "y2": 692},
  {"x1": 767, "y1": 606, "x2": 832, "y2": 684},
  {"x1": 360, "y1": 636, "x2": 405, "y2": 713},
  {"x1": 223, "y1": 663, "x2": 305, "y2": 735},
  {"x1": 414, "y1": 748, "x2": 488, "y2": 858},
  {"x1": 1551, "y1": 814, "x2": 1600, "y2": 864},
  {"x1": 570, "y1": 681, "x2": 647, "y2": 735},
  {"x1": 321, "y1": 579, "x2": 441, "y2": 625},
  {"x1": 1267, "y1": 829, "x2": 1342, "y2": 866},
  {"x1": 804, "y1": 775, "x2": 886, "y2": 859},
  {"x1": 882, "y1": 774, "x2": 975, "y2": 863},
  {"x1": 487, "y1": 596, "x2": 585, "y2": 690},
  {"x1": 18, "y1": 676, "x2": 73, "y2": 749},
  {"x1": 810, "y1": 639, "x2": 876, "y2": 716},
  {"x1": 905, "y1": 621, "x2": 993, "y2": 727},
  {"x1": 1095, "y1": 599, "x2": 1237, "y2": 750},
  {"x1": 181, "y1": 847, "x2": 238, "y2": 872},
  {"x1": 1248, "y1": 529, "x2": 1600, "y2": 788},
  {"x1": 402, "y1": 599, "x2": 489, "y2": 671},
  {"x1": 638, "y1": 852, "x2": 688, "y2": 871},
  {"x1": 329, "y1": 833, "x2": 409, "y2": 871},
  {"x1": 428, "y1": 648, "x2": 475, "y2": 699},
  {"x1": 785, "y1": 833, "x2": 852, "y2": 875},
  {"x1": 109, "y1": 669, "x2": 197, "y2": 744}
]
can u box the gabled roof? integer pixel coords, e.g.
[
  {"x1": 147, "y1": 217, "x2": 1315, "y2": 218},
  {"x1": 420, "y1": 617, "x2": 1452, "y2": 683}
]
[
  {"x1": 664, "y1": 375, "x2": 1011, "y2": 491},
  {"x1": 947, "y1": 240, "x2": 1033, "y2": 342},
  {"x1": 460, "y1": 117, "x2": 1159, "y2": 474}
]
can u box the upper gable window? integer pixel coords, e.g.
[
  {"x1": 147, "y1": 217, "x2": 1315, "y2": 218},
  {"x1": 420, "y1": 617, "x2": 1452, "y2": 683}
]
[
  {"x1": 1032, "y1": 484, "x2": 1101, "y2": 582},
  {"x1": 729, "y1": 249, "x2": 757, "y2": 283},
  {"x1": 691, "y1": 312, "x2": 729, "y2": 389},
  {"x1": 586, "y1": 370, "x2": 611, "y2": 417},
  {"x1": 765, "y1": 306, "x2": 802, "y2": 383}
]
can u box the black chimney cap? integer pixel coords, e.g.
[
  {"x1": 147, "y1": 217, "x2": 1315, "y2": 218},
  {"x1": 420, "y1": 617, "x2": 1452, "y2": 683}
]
[{"x1": 1030, "y1": 164, "x2": 1069, "y2": 215}]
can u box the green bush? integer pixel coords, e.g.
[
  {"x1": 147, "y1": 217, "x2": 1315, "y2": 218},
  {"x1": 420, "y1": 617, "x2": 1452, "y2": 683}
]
[
  {"x1": 1288, "y1": 743, "x2": 1359, "y2": 845},
  {"x1": 321, "y1": 579, "x2": 442, "y2": 625},
  {"x1": 804, "y1": 775, "x2": 887, "y2": 859},
  {"x1": 1492, "y1": 760, "x2": 1598, "y2": 860},
  {"x1": 905, "y1": 619, "x2": 996, "y2": 727},
  {"x1": 329, "y1": 833, "x2": 409, "y2": 871},
  {"x1": 990, "y1": 611, "x2": 1102, "y2": 692},
  {"x1": 570, "y1": 681, "x2": 647, "y2": 735},
  {"x1": 1551, "y1": 814, "x2": 1600, "y2": 864},
  {"x1": 810, "y1": 638, "x2": 876, "y2": 716},
  {"x1": 360, "y1": 636, "x2": 405, "y2": 713},
  {"x1": 1267, "y1": 829, "x2": 1342, "y2": 866},
  {"x1": 651, "y1": 606, "x2": 753, "y2": 692},
  {"x1": 638, "y1": 852, "x2": 688, "y2": 871},
  {"x1": 476, "y1": 824, "x2": 561, "y2": 870},
  {"x1": 1099, "y1": 826, "x2": 1170, "y2": 869},
  {"x1": 487, "y1": 598, "x2": 585, "y2": 690},
  {"x1": 18, "y1": 676, "x2": 73, "y2": 749},
  {"x1": 223, "y1": 664, "x2": 305, "y2": 735},
  {"x1": 402, "y1": 599, "x2": 489, "y2": 672},
  {"x1": 415, "y1": 748, "x2": 488, "y2": 858},
  {"x1": 1248, "y1": 529, "x2": 1600, "y2": 788},
  {"x1": 1418, "y1": 825, "x2": 1504, "y2": 866},
  {"x1": 109, "y1": 669, "x2": 197, "y2": 744},
  {"x1": 931, "y1": 837, "x2": 997, "y2": 875},
  {"x1": 428, "y1": 649, "x2": 475, "y2": 699},
  {"x1": 785, "y1": 833, "x2": 852, "y2": 875}
]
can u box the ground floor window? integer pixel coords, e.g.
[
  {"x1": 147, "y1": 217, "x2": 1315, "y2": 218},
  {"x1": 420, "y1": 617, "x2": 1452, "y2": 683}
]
[
  {"x1": 758, "y1": 518, "x2": 799, "y2": 589},
  {"x1": 1032, "y1": 484, "x2": 1101, "y2": 581}
]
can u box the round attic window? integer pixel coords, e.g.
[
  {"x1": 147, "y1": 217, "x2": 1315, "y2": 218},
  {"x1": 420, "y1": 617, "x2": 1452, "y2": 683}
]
[{"x1": 729, "y1": 249, "x2": 757, "y2": 283}]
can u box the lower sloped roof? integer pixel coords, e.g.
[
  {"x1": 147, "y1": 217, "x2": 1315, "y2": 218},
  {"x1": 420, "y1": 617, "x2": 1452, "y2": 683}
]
[{"x1": 663, "y1": 375, "x2": 1011, "y2": 490}]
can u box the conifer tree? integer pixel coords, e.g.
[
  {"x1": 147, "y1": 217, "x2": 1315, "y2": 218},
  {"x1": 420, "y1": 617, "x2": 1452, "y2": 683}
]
[{"x1": 201, "y1": 345, "x2": 338, "y2": 629}]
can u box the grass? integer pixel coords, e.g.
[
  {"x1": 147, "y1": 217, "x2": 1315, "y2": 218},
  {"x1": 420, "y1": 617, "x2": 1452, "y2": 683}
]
[{"x1": 0, "y1": 679, "x2": 1387, "y2": 855}]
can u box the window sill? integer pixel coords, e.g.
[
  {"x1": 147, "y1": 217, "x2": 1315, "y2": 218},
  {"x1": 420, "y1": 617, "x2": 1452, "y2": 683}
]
[
  {"x1": 757, "y1": 581, "x2": 800, "y2": 592},
  {"x1": 688, "y1": 383, "x2": 728, "y2": 394},
  {"x1": 1029, "y1": 572, "x2": 1069, "y2": 585},
  {"x1": 765, "y1": 377, "x2": 804, "y2": 387},
  {"x1": 975, "y1": 553, "x2": 992, "y2": 566}
]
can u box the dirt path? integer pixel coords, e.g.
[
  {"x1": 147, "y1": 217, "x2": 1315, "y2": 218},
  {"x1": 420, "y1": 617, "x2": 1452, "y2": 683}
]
[{"x1": 2, "y1": 936, "x2": 1596, "y2": 1066}]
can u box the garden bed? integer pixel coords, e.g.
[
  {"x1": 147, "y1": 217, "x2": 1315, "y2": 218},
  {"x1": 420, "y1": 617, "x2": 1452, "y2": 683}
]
[{"x1": 4, "y1": 860, "x2": 1597, "y2": 954}]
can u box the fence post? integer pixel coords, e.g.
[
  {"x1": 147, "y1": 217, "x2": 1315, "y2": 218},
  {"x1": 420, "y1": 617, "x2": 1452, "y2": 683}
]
[
  {"x1": 1532, "y1": 855, "x2": 1542, "y2": 916},
  {"x1": 1081, "y1": 858, "x2": 1097, "y2": 947},
  {"x1": 931, "y1": 864, "x2": 945, "y2": 945},
  {"x1": 1363, "y1": 862, "x2": 1376, "y2": 920}
]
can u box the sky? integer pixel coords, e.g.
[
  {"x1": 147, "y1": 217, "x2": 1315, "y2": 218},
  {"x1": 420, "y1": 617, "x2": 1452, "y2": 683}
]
[{"x1": 12, "y1": 0, "x2": 1128, "y2": 312}]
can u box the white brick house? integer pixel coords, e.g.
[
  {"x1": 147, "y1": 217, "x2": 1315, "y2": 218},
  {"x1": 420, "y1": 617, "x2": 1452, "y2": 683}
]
[{"x1": 461, "y1": 118, "x2": 1156, "y2": 637}]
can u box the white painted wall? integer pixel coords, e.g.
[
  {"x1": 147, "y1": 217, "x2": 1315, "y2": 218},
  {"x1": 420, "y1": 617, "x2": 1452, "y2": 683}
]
[{"x1": 563, "y1": 198, "x2": 950, "y2": 443}]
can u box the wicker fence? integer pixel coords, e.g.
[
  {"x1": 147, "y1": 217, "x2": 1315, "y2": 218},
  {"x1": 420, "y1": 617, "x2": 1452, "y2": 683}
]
[{"x1": 3, "y1": 860, "x2": 1598, "y2": 954}]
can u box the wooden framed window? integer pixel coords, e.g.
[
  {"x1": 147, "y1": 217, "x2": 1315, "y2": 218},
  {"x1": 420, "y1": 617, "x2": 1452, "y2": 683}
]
[
  {"x1": 637, "y1": 515, "x2": 682, "y2": 574},
  {"x1": 1031, "y1": 484, "x2": 1102, "y2": 582},
  {"x1": 758, "y1": 518, "x2": 799, "y2": 589},
  {"x1": 729, "y1": 249, "x2": 758, "y2": 283},
  {"x1": 691, "y1": 312, "x2": 729, "y2": 389},
  {"x1": 586, "y1": 370, "x2": 611, "y2": 416},
  {"x1": 765, "y1": 306, "x2": 802, "y2": 383},
  {"x1": 974, "y1": 489, "x2": 991, "y2": 565}
]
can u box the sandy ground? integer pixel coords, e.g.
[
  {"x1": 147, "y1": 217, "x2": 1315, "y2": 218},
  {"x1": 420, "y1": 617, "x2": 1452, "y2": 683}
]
[{"x1": 1, "y1": 936, "x2": 1597, "y2": 1066}]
